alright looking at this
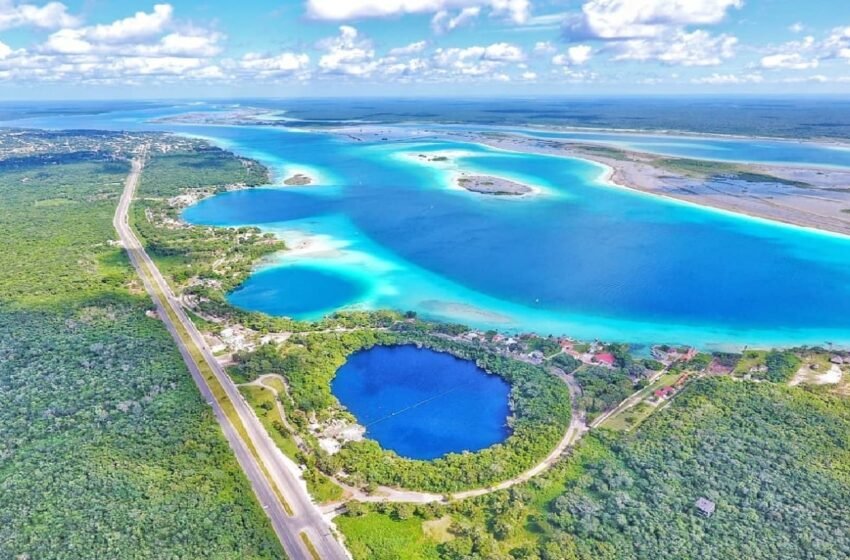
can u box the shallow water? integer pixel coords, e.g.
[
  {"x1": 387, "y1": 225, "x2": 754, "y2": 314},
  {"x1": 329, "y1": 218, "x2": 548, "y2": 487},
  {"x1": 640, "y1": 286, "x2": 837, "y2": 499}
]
[
  {"x1": 8, "y1": 102, "x2": 850, "y2": 348},
  {"x1": 331, "y1": 345, "x2": 512, "y2": 459}
]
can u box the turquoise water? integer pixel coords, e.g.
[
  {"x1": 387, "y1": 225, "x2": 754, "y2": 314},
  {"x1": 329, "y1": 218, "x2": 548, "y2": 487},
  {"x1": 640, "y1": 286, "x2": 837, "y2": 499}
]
[
  {"x1": 7, "y1": 103, "x2": 850, "y2": 349},
  {"x1": 331, "y1": 345, "x2": 511, "y2": 459},
  {"x1": 229, "y1": 266, "x2": 367, "y2": 318}
]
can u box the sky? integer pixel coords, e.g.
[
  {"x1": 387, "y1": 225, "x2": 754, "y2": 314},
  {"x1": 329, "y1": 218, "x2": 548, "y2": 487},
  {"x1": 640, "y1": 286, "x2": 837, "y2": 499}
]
[{"x1": 0, "y1": 0, "x2": 848, "y2": 99}]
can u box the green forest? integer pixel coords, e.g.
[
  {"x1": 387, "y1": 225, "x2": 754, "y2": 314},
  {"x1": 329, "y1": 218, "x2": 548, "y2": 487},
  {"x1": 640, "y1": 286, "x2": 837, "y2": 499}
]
[
  {"x1": 0, "y1": 132, "x2": 283, "y2": 559},
  {"x1": 338, "y1": 379, "x2": 850, "y2": 560},
  {"x1": 231, "y1": 328, "x2": 572, "y2": 493}
]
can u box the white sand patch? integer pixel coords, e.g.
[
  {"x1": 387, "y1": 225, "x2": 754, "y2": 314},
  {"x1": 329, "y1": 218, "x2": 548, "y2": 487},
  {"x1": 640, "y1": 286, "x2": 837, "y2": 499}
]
[
  {"x1": 790, "y1": 363, "x2": 843, "y2": 386},
  {"x1": 818, "y1": 364, "x2": 844, "y2": 385}
]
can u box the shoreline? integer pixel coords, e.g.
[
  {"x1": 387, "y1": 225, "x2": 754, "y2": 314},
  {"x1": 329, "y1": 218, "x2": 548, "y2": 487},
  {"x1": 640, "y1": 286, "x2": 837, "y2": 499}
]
[
  {"x1": 453, "y1": 131, "x2": 850, "y2": 239},
  {"x1": 173, "y1": 132, "x2": 850, "y2": 351}
]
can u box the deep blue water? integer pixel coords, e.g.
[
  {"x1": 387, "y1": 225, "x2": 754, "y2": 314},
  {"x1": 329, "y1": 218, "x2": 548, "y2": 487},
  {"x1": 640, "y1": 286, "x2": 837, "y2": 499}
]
[
  {"x1": 228, "y1": 266, "x2": 366, "y2": 317},
  {"x1": 331, "y1": 345, "x2": 512, "y2": 459}
]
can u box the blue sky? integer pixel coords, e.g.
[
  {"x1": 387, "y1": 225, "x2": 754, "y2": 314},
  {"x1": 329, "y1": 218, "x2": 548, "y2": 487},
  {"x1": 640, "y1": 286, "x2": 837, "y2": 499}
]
[{"x1": 0, "y1": 0, "x2": 848, "y2": 98}]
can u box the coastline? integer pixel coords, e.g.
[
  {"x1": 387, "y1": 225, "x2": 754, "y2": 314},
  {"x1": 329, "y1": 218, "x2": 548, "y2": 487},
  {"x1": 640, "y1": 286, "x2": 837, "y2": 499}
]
[
  {"x1": 174, "y1": 129, "x2": 850, "y2": 351},
  {"x1": 456, "y1": 131, "x2": 850, "y2": 238}
]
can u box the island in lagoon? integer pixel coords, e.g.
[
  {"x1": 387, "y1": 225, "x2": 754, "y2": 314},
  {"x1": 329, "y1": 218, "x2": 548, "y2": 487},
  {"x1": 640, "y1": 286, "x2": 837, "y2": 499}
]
[
  {"x1": 284, "y1": 173, "x2": 313, "y2": 186},
  {"x1": 456, "y1": 174, "x2": 533, "y2": 196}
]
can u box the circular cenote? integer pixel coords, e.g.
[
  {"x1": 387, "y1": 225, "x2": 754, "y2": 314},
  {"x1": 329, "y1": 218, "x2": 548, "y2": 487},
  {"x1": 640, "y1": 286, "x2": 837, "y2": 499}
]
[{"x1": 331, "y1": 345, "x2": 512, "y2": 460}]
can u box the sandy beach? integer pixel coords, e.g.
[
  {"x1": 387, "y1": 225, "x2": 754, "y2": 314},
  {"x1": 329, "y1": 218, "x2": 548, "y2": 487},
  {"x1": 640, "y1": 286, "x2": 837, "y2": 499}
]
[
  {"x1": 460, "y1": 132, "x2": 850, "y2": 237},
  {"x1": 334, "y1": 124, "x2": 850, "y2": 236}
]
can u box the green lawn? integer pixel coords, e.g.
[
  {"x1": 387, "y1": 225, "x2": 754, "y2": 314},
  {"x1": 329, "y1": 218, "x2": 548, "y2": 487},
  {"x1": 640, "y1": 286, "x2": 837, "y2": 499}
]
[{"x1": 337, "y1": 513, "x2": 441, "y2": 560}]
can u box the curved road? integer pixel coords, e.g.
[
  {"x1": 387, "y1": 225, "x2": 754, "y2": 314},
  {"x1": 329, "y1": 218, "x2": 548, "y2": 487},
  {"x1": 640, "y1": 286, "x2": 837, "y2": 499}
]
[{"x1": 115, "y1": 152, "x2": 349, "y2": 560}]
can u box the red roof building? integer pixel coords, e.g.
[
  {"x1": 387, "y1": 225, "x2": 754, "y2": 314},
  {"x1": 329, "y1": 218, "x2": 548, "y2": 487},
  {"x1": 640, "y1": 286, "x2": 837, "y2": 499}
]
[
  {"x1": 594, "y1": 352, "x2": 616, "y2": 366},
  {"x1": 654, "y1": 386, "x2": 675, "y2": 399}
]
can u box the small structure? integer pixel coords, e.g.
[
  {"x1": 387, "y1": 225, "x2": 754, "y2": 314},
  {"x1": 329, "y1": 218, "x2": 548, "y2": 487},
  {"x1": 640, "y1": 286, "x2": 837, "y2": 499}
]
[
  {"x1": 594, "y1": 352, "x2": 617, "y2": 367},
  {"x1": 654, "y1": 386, "x2": 675, "y2": 399},
  {"x1": 830, "y1": 355, "x2": 845, "y2": 365},
  {"x1": 695, "y1": 497, "x2": 716, "y2": 517}
]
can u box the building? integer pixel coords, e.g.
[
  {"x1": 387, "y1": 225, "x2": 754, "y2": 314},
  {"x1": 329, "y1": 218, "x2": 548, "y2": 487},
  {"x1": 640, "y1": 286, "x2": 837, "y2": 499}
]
[
  {"x1": 594, "y1": 352, "x2": 616, "y2": 367},
  {"x1": 695, "y1": 497, "x2": 716, "y2": 517},
  {"x1": 654, "y1": 386, "x2": 675, "y2": 399}
]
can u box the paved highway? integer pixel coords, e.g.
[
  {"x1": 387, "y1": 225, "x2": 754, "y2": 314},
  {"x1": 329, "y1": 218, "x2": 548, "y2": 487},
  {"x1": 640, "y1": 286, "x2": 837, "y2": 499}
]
[{"x1": 114, "y1": 152, "x2": 350, "y2": 560}]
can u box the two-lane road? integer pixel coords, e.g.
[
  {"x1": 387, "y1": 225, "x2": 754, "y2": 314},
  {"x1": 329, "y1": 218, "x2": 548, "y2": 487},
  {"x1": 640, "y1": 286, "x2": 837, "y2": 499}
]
[{"x1": 115, "y1": 152, "x2": 349, "y2": 560}]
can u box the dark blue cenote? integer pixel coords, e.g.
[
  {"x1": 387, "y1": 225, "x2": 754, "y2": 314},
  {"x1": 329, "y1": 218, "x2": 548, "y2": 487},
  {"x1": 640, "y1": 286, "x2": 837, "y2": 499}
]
[{"x1": 331, "y1": 345, "x2": 512, "y2": 460}]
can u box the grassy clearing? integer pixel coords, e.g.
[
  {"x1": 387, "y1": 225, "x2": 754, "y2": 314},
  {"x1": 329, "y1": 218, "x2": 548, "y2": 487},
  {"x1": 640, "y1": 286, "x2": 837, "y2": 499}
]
[
  {"x1": 337, "y1": 513, "x2": 441, "y2": 560},
  {"x1": 734, "y1": 349, "x2": 768, "y2": 376},
  {"x1": 422, "y1": 516, "x2": 454, "y2": 543}
]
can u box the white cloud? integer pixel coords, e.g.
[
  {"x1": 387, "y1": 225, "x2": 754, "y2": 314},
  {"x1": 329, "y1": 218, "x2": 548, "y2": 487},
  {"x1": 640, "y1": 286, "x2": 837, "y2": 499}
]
[
  {"x1": 823, "y1": 26, "x2": 850, "y2": 60},
  {"x1": 318, "y1": 25, "x2": 377, "y2": 76},
  {"x1": 306, "y1": 0, "x2": 529, "y2": 24},
  {"x1": 564, "y1": 0, "x2": 743, "y2": 39},
  {"x1": 86, "y1": 4, "x2": 172, "y2": 43},
  {"x1": 533, "y1": 41, "x2": 556, "y2": 54},
  {"x1": 3, "y1": 3, "x2": 227, "y2": 84},
  {"x1": 553, "y1": 44, "x2": 592, "y2": 65},
  {"x1": 433, "y1": 42, "x2": 524, "y2": 76},
  {"x1": 238, "y1": 51, "x2": 310, "y2": 77},
  {"x1": 388, "y1": 40, "x2": 428, "y2": 56},
  {"x1": 759, "y1": 29, "x2": 850, "y2": 71},
  {"x1": 0, "y1": 1, "x2": 79, "y2": 31},
  {"x1": 43, "y1": 4, "x2": 181, "y2": 55},
  {"x1": 691, "y1": 72, "x2": 763, "y2": 84},
  {"x1": 521, "y1": 70, "x2": 537, "y2": 79},
  {"x1": 431, "y1": 6, "x2": 480, "y2": 33},
  {"x1": 156, "y1": 33, "x2": 222, "y2": 57},
  {"x1": 613, "y1": 30, "x2": 737, "y2": 66},
  {"x1": 483, "y1": 42, "x2": 524, "y2": 61},
  {"x1": 789, "y1": 22, "x2": 804, "y2": 34},
  {"x1": 760, "y1": 52, "x2": 819, "y2": 70}
]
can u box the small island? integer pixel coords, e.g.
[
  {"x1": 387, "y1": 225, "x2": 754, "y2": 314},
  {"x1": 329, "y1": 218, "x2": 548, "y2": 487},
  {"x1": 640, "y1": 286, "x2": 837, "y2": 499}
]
[
  {"x1": 284, "y1": 173, "x2": 312, "y2": 186},
  {"x1": 457, "y1": 174, "x2": 533, "y2": 196}
]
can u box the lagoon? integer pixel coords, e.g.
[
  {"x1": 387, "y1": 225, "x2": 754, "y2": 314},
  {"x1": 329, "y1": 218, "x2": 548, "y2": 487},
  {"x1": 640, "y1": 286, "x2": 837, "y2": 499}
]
[
  {"x1": 8, "y1": 102, "x2": 850, "y2": 348},
  {"x1": 331, "y1": 345, "x2": 512, "y2": 460}
]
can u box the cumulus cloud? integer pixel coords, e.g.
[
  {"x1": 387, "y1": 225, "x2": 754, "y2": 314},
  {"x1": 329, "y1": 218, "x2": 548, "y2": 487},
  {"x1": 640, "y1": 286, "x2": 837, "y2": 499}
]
[
  {"x1": 306, "y1": 0, "x2": 529, "y2": 25},
  {"x1": 2, "y1": 3, "x2": 227, "y2": 84},
  {"x1": 432, "y1": 42, "x2": 523, "y2": 76},
  {"x1": 237, "y1": 51, "x2": 310, "y2": 77},
  {"x1": 431, "y1": 6, "x2": 480, "y2": 33},
  {"x1": 85, "y1": 4, "x2": 172, "y2": 43},
  {"x1": 388, "y1": 41, "x2": 428, "y2": 56},
  {"x1": 553, "y1": 44, "x2": 592, "y2": 65},
  {"x1": 564, "y1": 0, "x2": 743, "y2": 40},
  {"x1": 761, "y1": 52, "x2": 819, "y2": 70},
  {"x1": 613, "y1": 29, "x2": 737, "y2": 66},
  {"x1": 317, "y1": 25, "x2": 378, "y2": 76},
  {"x1": 41, "y1": 4, "x2": 218, "y2": 57},
  {"x1": 691, "y1": 72, "x2": 764, "y2": 84},
  {"x1": 533, "y1": 41, "x2": 556, "y2": 55},
  {"x1": 759, "y1": 28, "x2": 850, "y2": 71},
  {"x1": 0, "y1": 0, "x2": 79, "y2": 31}
]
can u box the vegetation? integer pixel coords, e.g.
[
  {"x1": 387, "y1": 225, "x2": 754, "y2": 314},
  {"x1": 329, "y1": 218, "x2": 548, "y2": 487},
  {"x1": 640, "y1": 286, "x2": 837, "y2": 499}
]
[
  {"x1": 764, "y1": 350, "x2": 803, "y2": 383},
  {"x1": 574, "y1": 366, "x2": 635, "y2": 419},
  {"x1": 232, "y1": 326, "x2": 572, "y2": 493},
  {"x1": 0, "y1": 132, "x2": 283, "y2": 559},
  {"x1": 133, "y1": 144, "x2": 284, "y2": 297},
  {"x1": 337, "y1": 511, "x2": 441, "y2": 560},
  {"x1": 656, "y1": 157, "x2": 810, "y2": 187},
  {"x1": 339, "y1": 379, "x2": 850, "y2": 560}
]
